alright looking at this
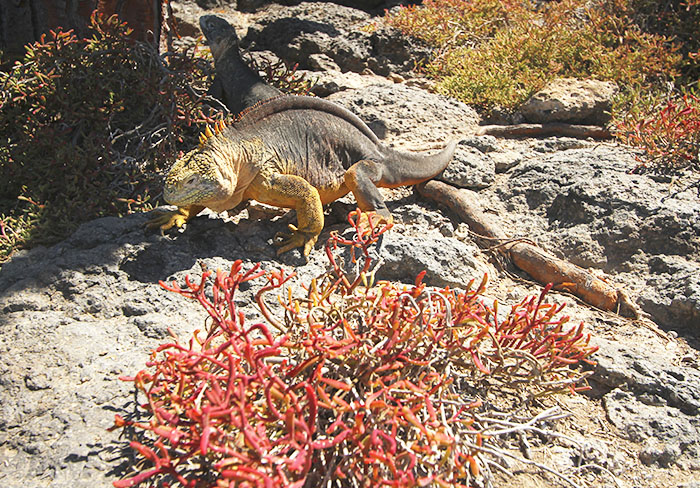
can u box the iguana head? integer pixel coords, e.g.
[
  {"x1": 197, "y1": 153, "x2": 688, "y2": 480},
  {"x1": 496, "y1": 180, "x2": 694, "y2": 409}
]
[
  {"x1": 163, "y1": 147, "x2": 233, "y2": 209},
  {"x1": 163, "y1": 122, "x2": 262, "y2": 212},
  {"x1": 199, "y1": 15, "x2": 239, "y2": 61}
]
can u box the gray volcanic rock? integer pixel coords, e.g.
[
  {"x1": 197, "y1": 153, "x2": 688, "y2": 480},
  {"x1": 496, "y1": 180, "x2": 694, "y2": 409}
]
[
  {"x1": 593, "y1": 336, "x2": 700, "y2": 415},
  {"x1": 0, "y1": 217, "x2": 205, "y2": 487},
  {"x1": 604, "y1": 389, "x2": 700, "y2": 469},
  {"x1": 482, "y1": 142, "x2": 700, "y2": 329},
  {"x1": 640, "y1": 255, "x2": 700, "y2": 328},
  {"x1": 329, "y1": 82, "x2": 480, "y2": 147},
  {"x1": 305, "y1": 67, "x2": 396, "y2": 97},
  {"x1": 377, "y1": 228, "x2": 489, "y2": 288},
  {"x1": 438, "y1": 142, "x2": 496, "y2": 190},
  {"x1": 242, "y1": 2, "x2": 431, "y2": 76}
]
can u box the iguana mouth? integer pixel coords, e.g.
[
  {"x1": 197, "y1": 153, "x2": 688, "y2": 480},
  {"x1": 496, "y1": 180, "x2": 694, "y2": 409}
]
[{"x1": 163, "y1": 186, "x2": 216, "y2": 207}]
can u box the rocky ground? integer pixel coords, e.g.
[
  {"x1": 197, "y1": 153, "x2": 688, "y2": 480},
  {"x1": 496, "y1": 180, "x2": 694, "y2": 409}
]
[{"x1": 1, "y1": 1, "x2": 699, "y2": 487}]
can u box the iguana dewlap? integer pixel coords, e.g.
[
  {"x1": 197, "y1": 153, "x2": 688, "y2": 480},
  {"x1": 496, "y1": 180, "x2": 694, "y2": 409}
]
[{"x1": 149, "y1": 95, "x2": 457, "y2": 256}]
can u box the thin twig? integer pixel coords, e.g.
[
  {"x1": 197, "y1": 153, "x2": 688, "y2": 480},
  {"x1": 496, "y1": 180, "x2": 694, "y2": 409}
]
[
  {"x1": 474, "y1": 444, "x2": 585, "y2": 488},
  {"x1": 569, "y1": 464, "x2": 623, "y2": 488},
  {"x1": 485, "y1": 458, "x2": 512, "y2": 477}
]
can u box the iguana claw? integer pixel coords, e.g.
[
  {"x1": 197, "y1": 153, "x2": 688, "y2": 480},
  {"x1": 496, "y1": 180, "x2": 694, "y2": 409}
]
[
  {"x1": 145, "y1": 210, "x2": 186, "y2": 231},
  {"x1": 274, "y1": 224, "x2": 319, "y2": 257},
  {"x1": 145, "y1": 206, "x2": 203, "y2": 232}
]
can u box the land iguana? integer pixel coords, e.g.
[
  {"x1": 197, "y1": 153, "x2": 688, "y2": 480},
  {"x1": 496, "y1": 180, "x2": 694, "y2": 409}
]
[
  {"x1": 148, "y1": 95, "x2": 458, "y2": 256},
  {"x1": 199, "y1": 15, "x2": 281, "y2": 114}
]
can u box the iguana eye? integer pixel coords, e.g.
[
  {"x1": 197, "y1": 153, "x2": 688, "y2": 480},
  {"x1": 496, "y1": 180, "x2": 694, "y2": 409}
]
[{"x1": 184, "y1": 175, "x2": 197, "y2": 186}]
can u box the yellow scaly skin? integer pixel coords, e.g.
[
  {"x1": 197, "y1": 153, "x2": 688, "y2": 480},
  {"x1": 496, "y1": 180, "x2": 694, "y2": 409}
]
[{"x1": 147, "y1": 132, "x2": 325, "y2": 256}]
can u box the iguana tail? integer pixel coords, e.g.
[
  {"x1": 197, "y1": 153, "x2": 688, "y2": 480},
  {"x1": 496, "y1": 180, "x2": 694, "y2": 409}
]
[{"x1": 378, "y1": 139, "x2": 459, "y2": 187}]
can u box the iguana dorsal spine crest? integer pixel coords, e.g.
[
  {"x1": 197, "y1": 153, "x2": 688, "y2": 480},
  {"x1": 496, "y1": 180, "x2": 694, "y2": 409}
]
[{"x1": 198, "y1": 119, "x2": 227, "y2": 148}]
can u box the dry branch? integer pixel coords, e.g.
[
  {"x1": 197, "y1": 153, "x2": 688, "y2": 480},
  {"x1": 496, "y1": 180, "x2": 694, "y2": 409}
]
[
  {"x1": 476, "y1": 123, "x2": 612, "y2": 140},
  {"x1": 416, "y1": 180, "x2": 638, "y2": 317}
]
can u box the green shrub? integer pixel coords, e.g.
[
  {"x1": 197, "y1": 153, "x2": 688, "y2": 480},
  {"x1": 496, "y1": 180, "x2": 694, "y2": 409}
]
[
  {"x1": 387, "y1": 0, "x2": 698, "y2": 172},
  {"x1": 0, "y1": 13, "x2": 215, "y2": 261},
  {"x1": 432, "y1": 18, "x2": 578, "y2": 109},
  {"x1": 0, "y1": 13, "x2": 318, "y2": 262},
  {"x1": 387, "y1": 0, "x2": 688, "y2": 111},
  {"x1": 617, "y1": 0, "x2": 700, "y2": 80},
  {"x1": 385, "y1": 0, "x2": 516, "y2": 49}
]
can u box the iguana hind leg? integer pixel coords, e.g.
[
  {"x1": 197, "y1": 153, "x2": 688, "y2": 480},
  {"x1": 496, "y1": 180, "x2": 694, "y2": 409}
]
[
  {"x1": 344, "y1": 160, "x2": 394, "y2": 230},
  {"x1": 145, "y1": 205, "x2": 205, "y2": 231}
]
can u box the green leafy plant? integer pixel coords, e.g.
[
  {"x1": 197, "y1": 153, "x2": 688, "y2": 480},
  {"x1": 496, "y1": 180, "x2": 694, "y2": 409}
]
[
  {"x1": 386, "y1": 0, "x2": 699, "y2": 173},
  {"x1": 384, "y1": 0, "x2": 516, "y2": 49},
  {"x1": 612, "y1": 0, "x2": 700, "y2": 81},
  {"x1": 0, "y1": 13, "x2": 218, "y2": 262},
  {"x1": 112, "y1": 210, "x2": 597, "y2": 487},
  {"x1": 387, "y1": 0, "x2": 685, "y2": 112}
]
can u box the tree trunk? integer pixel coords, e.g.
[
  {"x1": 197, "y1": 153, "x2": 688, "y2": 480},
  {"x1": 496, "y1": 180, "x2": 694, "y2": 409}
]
[{"x1": 0, "y1": 0, "x2": 162, "y2": 62}]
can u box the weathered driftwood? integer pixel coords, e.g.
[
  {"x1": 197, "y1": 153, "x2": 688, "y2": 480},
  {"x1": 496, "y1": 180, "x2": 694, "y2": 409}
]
[
  {"x1": 417, "y1": 180, "x2": 638, "y2": 317},
  {"x1": 476, "y1": 123, "x2": 612, "y2": 140}
]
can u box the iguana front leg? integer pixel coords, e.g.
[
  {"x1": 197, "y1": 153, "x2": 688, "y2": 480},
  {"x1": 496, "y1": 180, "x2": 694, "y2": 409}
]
[
  {"x1": 145, "y1": 205, "x2": 205, "y2": 231},
  {"x1": 251, "y1": 173, "x2": 324, "y2": 256}
]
